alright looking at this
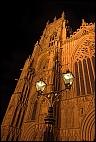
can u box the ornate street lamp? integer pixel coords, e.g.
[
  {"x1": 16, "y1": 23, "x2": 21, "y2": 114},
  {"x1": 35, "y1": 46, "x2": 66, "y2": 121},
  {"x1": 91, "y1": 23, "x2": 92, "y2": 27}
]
[{"x1": 36, "y1": 70, "x2": 74, "y2": 141}]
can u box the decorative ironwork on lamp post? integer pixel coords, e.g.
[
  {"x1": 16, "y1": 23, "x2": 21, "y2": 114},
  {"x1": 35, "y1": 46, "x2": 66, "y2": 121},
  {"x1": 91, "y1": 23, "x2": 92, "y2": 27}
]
[{"x1": 36, "y1": 70, "x2": 74, "y2": 141}]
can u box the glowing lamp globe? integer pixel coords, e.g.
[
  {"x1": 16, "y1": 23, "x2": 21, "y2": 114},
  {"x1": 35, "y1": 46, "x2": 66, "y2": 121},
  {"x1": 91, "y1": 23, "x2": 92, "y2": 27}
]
[
  {"x1": 62, "y1": 70, "x2": 74, "y2": 89},
  {"x1": 36, "y1": 80, "x2": 46, "y2": 92}
]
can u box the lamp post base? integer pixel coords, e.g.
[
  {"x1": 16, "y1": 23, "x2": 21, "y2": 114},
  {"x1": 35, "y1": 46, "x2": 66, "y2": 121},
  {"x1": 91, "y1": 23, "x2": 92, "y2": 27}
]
[
  {"x1": 43, "y1": 126, "x2": 54, "y2": 141},
  {"x1": 43, "y1": 107, "x2": 55, "y2": 141}
]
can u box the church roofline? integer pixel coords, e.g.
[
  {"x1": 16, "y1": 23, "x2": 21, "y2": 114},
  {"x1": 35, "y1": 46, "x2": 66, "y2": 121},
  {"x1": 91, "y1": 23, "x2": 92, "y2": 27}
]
[
  {"x1": 34, "y1": 14, "x2": 95, "y2": 48},
  {"x1": 45, "y1": 11, "x2": 65, "y2": 27},
  {"x1": 65, "y1": 21, "x2": 95, "y2": 42}
]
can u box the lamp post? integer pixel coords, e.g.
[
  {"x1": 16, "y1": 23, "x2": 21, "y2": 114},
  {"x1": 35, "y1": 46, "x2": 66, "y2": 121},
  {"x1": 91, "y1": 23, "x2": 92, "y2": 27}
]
[{"x1": 36, "y1": 70, "x2": 74, "y2": 141}]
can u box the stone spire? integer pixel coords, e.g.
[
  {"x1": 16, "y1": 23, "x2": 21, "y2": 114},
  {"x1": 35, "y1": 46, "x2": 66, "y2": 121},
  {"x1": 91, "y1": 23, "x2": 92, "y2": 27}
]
[
  {"x1": 54, "y1": 16, "x2": 56, "y2": 21},
  {"x1": 61, "y1": 11, "x2": 66, "y2": 42},
  {"x1": 82, "y1": 19, "x2": 87, "y2": 26},
  {"x1": 46, "y1": 20, "x2": 49, "y2": 26},
  {"x1": 61, "y1": 11, "x2": 65, "y2": 19}
]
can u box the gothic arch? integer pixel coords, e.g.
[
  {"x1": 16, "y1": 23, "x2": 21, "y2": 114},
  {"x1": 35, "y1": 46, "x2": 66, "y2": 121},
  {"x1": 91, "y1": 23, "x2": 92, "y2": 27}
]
[
  {"x1": 72, "y1": 34, "x2": 95, "y2": 96},
  {"x1": 31, "y1": 100, "x2": 38, "y2": 120},
  {"x1": 20, "y1": 96, "x2": 50, "y2": 141},
  {"x1": 39, "y1": 95, "x2": 51, "y2": 107},
  {"x1": 20, "y1": 123, "x2": 38, "y2": 141},
  {"x1": 81, "y1": 108, "x2": 95, "y2": 141},
  {"x1": 72, "y1": 35, "x2": 95, "y2": 63},
  {"x1": 38, "y1": 96, "x2": 50, "y2": 120},
  {"x1": 35, "y1": 52, "x2": 49, "y2": 72}
]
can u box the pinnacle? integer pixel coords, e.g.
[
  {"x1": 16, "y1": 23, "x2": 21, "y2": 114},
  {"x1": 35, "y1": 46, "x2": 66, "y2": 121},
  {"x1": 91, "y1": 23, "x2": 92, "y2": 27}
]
[
  {"x1": 82, "y1": 19, "x2": 87, "y2": 26},
  {"x1": 61, "y1": 11, "x2": 65, "y2": 19},
  {"x1": 54, "y1": 16, "x2": 56, "y2": 21}
]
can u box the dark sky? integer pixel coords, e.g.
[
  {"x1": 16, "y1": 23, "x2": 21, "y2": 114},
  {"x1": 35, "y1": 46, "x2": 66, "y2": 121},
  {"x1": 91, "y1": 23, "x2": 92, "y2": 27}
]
[{"x1": 1, "y1": 0, "x2": 95, "y2": 124}]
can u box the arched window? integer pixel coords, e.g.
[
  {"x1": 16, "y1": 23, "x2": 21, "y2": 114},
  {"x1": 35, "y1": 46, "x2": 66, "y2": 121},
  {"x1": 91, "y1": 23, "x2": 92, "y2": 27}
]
[
  {"x1": 37, "y1": 56, "x2": 49, "y2": 71},
  {"x1": 75, "y1": 62, "x2": 80, "y2": 96},
  {"x1": 74, "y1": 39, "x2": 95, "y2": 96},
  {"x1": 83, "y1": 59, "x2": 91, "y2": 94},
  {"x1": 31, "y1": 100, "x2": 38, "y2": 120},
  {"x1": 49, "y1": 32, "x2": 57, "y2": 47},
  {"x1": 78, "y1": 60, "x2": 85, "y2": 95},
  {"x1": 92, "y1": 56, "x2": 95, "y2": 73},
  {"x1": 87, "y1": 58, "x2": 94, "y2": 93}
]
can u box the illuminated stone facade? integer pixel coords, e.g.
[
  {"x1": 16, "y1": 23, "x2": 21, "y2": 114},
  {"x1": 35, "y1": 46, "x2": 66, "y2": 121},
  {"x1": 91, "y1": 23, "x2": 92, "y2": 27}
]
[{"x1": 1, "y1": 13, "x2": 95, "y2": 141}]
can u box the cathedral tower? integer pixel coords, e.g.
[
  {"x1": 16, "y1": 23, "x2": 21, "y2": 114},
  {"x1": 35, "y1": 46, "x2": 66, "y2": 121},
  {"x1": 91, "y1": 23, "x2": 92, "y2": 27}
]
[{"x1": 1, "y1": 13, "x2": 95, "y2": 141}]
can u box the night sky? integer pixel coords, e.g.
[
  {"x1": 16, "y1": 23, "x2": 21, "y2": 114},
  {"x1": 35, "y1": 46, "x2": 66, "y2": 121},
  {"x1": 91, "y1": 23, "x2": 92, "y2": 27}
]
[{"x1": 1, "y1": 0, "x2": 95, "y2": 124}]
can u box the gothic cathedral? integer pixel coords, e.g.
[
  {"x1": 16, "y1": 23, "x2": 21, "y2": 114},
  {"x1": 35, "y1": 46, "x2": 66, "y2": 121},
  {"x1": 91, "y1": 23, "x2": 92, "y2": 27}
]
[{"x1": 1, "y1": 13, "x2": 95, "y2": 141}]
